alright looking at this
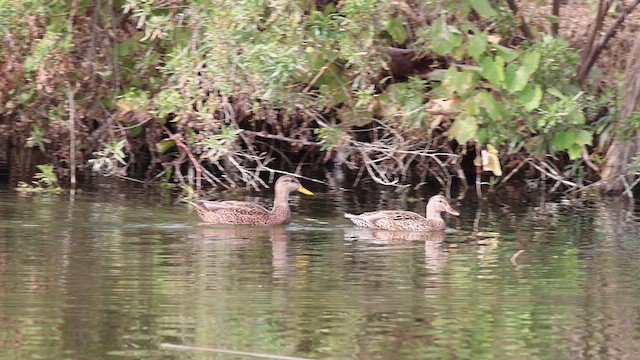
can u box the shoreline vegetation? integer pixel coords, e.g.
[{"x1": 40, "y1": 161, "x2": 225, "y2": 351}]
[{"x1": 3, "y1": 1, "x2": 640, "y2": 197}]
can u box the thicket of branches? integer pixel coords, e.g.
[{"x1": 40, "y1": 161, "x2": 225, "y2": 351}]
[{"x1": 1, "y1": 0, "x2": 639, "y2": 195}]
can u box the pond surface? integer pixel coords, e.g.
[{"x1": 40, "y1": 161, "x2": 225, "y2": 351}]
[{"x1": 1, "y1": 180, "x2": 640, "y2": 359}]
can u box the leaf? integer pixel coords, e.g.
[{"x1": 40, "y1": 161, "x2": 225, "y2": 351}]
[
  {"x1": 469, "y1": 0, "x2": 498, "y2": 17},
  {"x1": 425, "y1": 98, "x2": 457, "y2": 115},
  {"x1": 429, "y1": 69, "x2": 447, "y2": 82},
  {"x1": 519, "y1": 84, "x2": 542, "y2": 111},
  {"x1": 553, "y1": 130, "x2": 577, "y2": 150},
  {"x1": 568, "y1": 109, "x2": 586, "y2": 125},
  {"x1": 468, "y1": 32, "x2": 487, "y2": 59},
  {"x1": 505, "y1": 65, "x2": 531, "y2": 94},
  {"x1": 156, "y1": 139, "x2": 176, "y2": 154},
  {"x1": 520, "y1": 51, "x2": 541, "y2": 75},
  {"x1": 448, "y1": 115, "x2": 478, "y2": 143},
  {"x1": 338, "y1": 108, "x2": 374, "y2": 127},
  {"x1": 546, "y1": 87, "x2": 565, "y2": 99},
  {"x1": 481, "y1": 144, "x2": 503, "y2": 176},
  {"x1": 308, "y1": 50, "x2": 325, "y2": 71},
  {"x1": 492, "y1": 45, "x2": 519, "y2": 62},
  {"x1": 116, "y1": 98, "x2": 136, "y2": 112},
  {"x1": 442, "y1": 66, "x2": 476, "y2": 97},
  {"x1": 431, "y1": 17, "x2": 464, "y2": 55},
  {"x1": 315, "y1": 63, "x2": 349, "y2": 105},
  {"x1": 386, "y1": 16, "x2": 408, "y2": 44},
  {"x1": 575, "y1": 130, "x2": 592, "y2": 146},
  {"x1": 487, "y1": 35, "x2": 501, "y2": 44},
  {"x1": 475, "y1": 91, "x2": 506, "y2": 121},
  {"x1": 481, "y1": 56, "x2": 505, "y2": 89},
  {"x1": 568, "y1": 144, "x2": 582, "y2": 160}
]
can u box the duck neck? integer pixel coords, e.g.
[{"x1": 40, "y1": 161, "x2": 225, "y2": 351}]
[
  {"x1": 273, "y1": 190, "x2": 291, "y2": 208},
  {"x1": 271, "y1": 192, "x2": 292, "y2": 219},
  {"x1": 425, "y1": 205, "x2": 443, "y2": 221}
]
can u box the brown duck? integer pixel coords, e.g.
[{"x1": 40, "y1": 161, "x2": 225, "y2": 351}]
[
  {"x1": 192, "y1": 175, "x2": 313, "y2": 225},
  {"x1": 344, "y1": 195, "x2": 459, "y2": 231}
]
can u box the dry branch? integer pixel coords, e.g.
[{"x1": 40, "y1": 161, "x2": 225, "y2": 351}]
[{"x1": 505, "y1": 0, "x2": 535, "y2": 39}]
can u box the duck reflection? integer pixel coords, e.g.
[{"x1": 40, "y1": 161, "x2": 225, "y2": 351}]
[
  {"x1": 194, "y1": 225, "x2": 290, "y2": 277},
  {"x1": 343, "y1": 228, "x2": 448, "y2": 272}
]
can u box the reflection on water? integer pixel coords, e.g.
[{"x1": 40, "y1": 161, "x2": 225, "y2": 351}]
[
  {"x1": 344, "y1": 228, "x2": 448, "y2": 272},
  {"x1": 1, "y1": 185, "x2": 640, "y2": 359}
]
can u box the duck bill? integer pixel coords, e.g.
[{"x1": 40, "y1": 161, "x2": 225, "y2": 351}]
[
  {"x1": 297, "y1": 185, "x2": 314, "y2": 195},
  {"x1": 446, "y1": 206, "x2": 460, "y2": 216}
]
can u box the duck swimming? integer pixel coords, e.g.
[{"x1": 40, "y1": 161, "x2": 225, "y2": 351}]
[
  {"x1": 192, "y1": 175, "x2": 313, "y2": 225},
  {"x1": 344, "y1": 195, "x2": 459, "y2": 231}
]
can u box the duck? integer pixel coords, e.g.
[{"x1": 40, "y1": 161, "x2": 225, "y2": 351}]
[
  {"x1": 192, "y1": 175, "x2": 313, "y2": 225},
  {"x1": 344, "y1": 195, "x2": 459, "y2": 231}
]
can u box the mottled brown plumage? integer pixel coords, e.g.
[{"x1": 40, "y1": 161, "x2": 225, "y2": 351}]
[
  {"x1": 192, "y1": 176, "x2": 313, "y2": 225},
  {"x1": 344, "y1": 195, "x2": 459, "y2": 231}
]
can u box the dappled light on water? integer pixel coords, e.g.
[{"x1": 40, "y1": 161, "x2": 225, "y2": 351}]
[{"x1": 0, "y1": 185, "x2": 640, "y2": 359}]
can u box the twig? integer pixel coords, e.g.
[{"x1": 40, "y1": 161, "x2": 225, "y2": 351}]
[
  {"x1": 160, "y1": 123, "x2": 202, "y2": 191},
  {"x1": 579, "y1": 0, "x2": 640, "y2": 84},
  {"x1": 510, "y1": 250, "x2": 525, "y2": 265},
  {"x1": 528, "y1": 159, "x2": 579, "y2": 189},
  {"x1": 243, "y1": 130, "x2": 319, "y2": 147},
  {"x1": 66, "y1": 85, "x2": 76, "y2": 190},
  {"x1": 620, "y1": 174, "x2": 634, "y2": 199},
  {"x1": 161, "y1": 343, "x2": 313, "y2": 360},
  {"x1": 505, "y1": 0, "x2": 534, "y2": 39},
  {"x1": 258, "y1": 167, "x2": 328, "y2": 185},
  {"x1": 497, "y1": 157, "x2": 530, "y2": 185},
  {"x1": 582, "y1": 146, "x2": 600, "y2": 173}
]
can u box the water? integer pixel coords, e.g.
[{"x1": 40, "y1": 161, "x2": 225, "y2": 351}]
[{"x1": 1, "y1": 183, "x2": 640, "y2": 359}]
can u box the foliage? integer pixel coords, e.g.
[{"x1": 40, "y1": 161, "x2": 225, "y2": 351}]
[
  {"x1": 88, "y1": 139, "x2": 128, "y2": 176},
  {"x1": 0, "y1": 0, "x2": 624, "y2": 191},
  {"x1": 424, "y1": 16, "x2": 593, "y2": 160},
  {"x1": 25, "y1": 124, "x2": 51, "y2": 152},
  {"x1": 16, "y1": 164, "x2": 62, "y2": 193}
]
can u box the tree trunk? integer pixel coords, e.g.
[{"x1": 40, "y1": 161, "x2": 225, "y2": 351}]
[
  {"x1": 551, "y1": 0, "x2": 560, "y2": 36},
  {"x1": 599, "y1": 31, "x2": 640, "y2": 193}
]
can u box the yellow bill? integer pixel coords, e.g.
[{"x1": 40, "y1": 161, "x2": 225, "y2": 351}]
[{"x1": 297, "y1": 185, "x2": 313, "y2": 195}]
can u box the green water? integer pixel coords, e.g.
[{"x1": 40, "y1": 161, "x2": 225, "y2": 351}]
[{"x1": 1, "y1": 183, "x2": 640, "y2": 359}]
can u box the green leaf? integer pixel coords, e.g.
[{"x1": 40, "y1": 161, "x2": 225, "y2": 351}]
[
  {"x1": 520, "y1": 51, "x2": 541, "y2": 75},
  {"x1": 315, "y1": 63, "x2": 349, "y2": 105},
  {"x1": 553, "y1": 130, "x2": 577, "y2": 150},
  {"x1": 568, "y1": 109, "x2": 586, "y2": 125},
  {"x1": 575, "y1": 130, "x2": 592, "y2": 146},
  {"x1": 156, "y1": 139, "x2": 176, "y2": 154},
  {"x1": 431, "y1": 17, "x2": 464, "y2": 55},
  {"x1": 468, "y1": 0, "x2": 498, "y2": 17},
  {"x1": 448, "y1": 115, "x2": 478, "y2": 143},
  {"x1": 481, "y1": 56, "x2": 505, "y2": 88},
  {"x1": 468, "y1": 32, "x2": 487, "y2": 59},
  {"x1": 547, "y1": 88, "x2": 565, "y2": 99},
  {"x1": 429, "y1": 69, "x2": 447, "y2": 82},
  {"x1": 442, "y1": 66, "x2": 476, "y2": 97},
  {"x1": 568, "y1": 144, "x2": 582, "y2": 160},
  {"x1": 386, "y1": 16, "x2": 408, "y2": 44},
  {"x1": 492, "y1": 45, "x2": 519, "y2": 62},
  {"x1": 475, "y1": 91, "x2": 506, "y2": 121},
  {"x1": 505, "y1": 65, "x2": 531, "y2": 94},
  {"x1": 308, "y1": 50, "x2": 325, "y2": 71},
  {"x1": 519, "y1": 84, "x2": 542, "y2": 111}
]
